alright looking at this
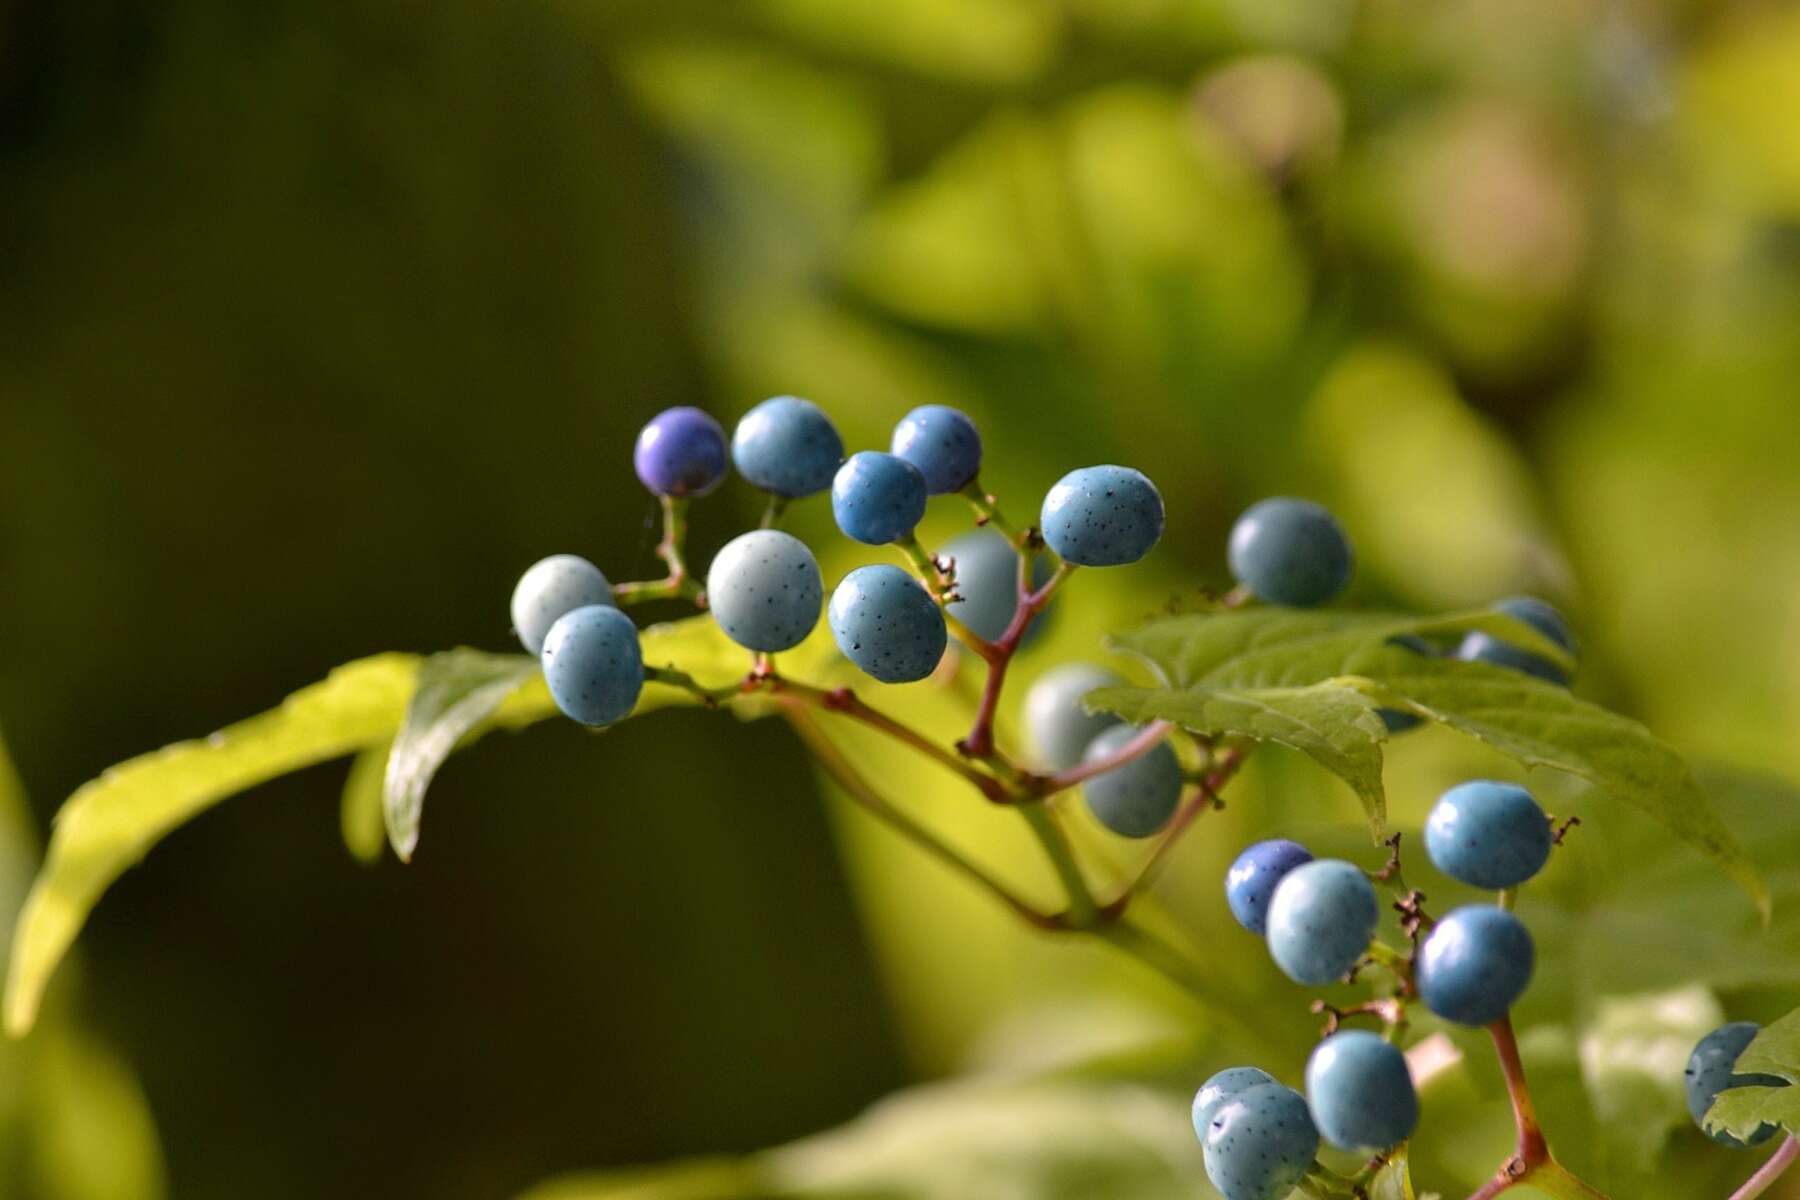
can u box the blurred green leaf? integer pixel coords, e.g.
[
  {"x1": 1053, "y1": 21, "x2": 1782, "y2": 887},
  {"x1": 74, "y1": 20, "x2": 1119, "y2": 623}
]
[
  {"x1": 1577, "y1": 986, "x2": 1724, "y2": 1170},
  {"x1": 1090, "y1": 680, "x2": 1390, "y2": 831},
  {"x1": 1732, "y1": 1007, "x2": 1800, "y2": 1084},
  {"x1": 339, "y1": 742, "x2": 390, "y2": 866},
  {"x1": 26, "y1": 1028, "x2": 166, "y2": 1200},
  {"x1": 1703, "y1": 1085, "x2": 1800, "y2": 1144},
  {"x1": 517, "y1": 1159, "x2": 763, "y2": 1200},
  {"x1": 1366, "y1": 1148, "x2": 1416, "y2": 1200},
  {"x1": 384, "y1": 650, "x2": 540, "y2": 862}
]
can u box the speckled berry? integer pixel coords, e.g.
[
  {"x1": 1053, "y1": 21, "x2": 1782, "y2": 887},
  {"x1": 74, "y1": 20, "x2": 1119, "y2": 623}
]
[
  {"x1": 1305, "y1": 1031, "x2": 1419, "y2": 1151},
  {"x1": 1226, "y1": 839, "x2": 1315, "y2": 935},
  {"x1": 1455, "y1": 631, "x2": 1569, "y2": 686},
  {"x1": 832, "y1": 452, "x2": 928, "y2": 546},
  {"x1": 706, "y1": 530, "x2": 824, "y2": 653},
  {"x1": 730, "y1": 395, "x2": 844, "y2": 498},
  {"x1": 1687, "y1": 1022, "x2": 1788, "y2": 1147},
  {"x1": 540, "y1": 605, "x2": 644, "y2": 727},
  {"x1": 634, "y1": 406, "x2": 729, "y2": 498},
  {"x1": 890, "y1": 404, "x2": 982, "y2": 494},
  {"x1": 940, "y1": 529, "x2": 1053, "y2": 645},
  {"x1": 1193, "y1": 1067, "x2": 1279, "y2": 1140},
  {"x1": 1425, "y1": 780, "x2": 1553, "y2": 890},
  {"x1": 828, "y1": 565, "x2": 947, "y2": 684},
  {"x1": 511, "y1": 554, "x2": 614, "y2": 656},
  {"x1": 1080, "y1": 725, "x2": 1182, "y2": 838},
  {"x1": 1415, "y1": 905, "x2": 1534, "y2": 1027},
  {"x1": 1496, "y1": 595, "x2": 1577, "y2": 655},
  {"x1": 1202, "y1": 1083, "x2": 1320, "y2": 1200},
  {"x1": 1024, "y1": 663, "x2": 1123, "y2": 771},
  {"x1": 1040, "y1": 465, "x2": 1164, "y2": 567},
  {"x1": 1227, "y1": 498, "x2": 1353, "y2": 607},
  {"x1": 1265, "y1": 860, "x2": 1379, "y2": 986}
]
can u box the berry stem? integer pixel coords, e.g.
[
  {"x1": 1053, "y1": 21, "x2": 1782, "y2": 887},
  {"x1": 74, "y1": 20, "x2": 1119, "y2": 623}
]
[
  {"x1": 961, "y1": 480, "x2": 1020, "y2": 541},
  {"x1": 642, "y1": 665, "x2": 737, "y2": 706},
  {"x1": 1016, "y1": 801, "x2": 1098, "y2": 926},
  {"x1": 781, "y1": 708, "x2": 1056, "y2": 929},
  {"x1": 1458, "y1": 1019, "x2": 1613, "y2": 1200},
  {"x1": 1728, "y1": 1135, "x2": 1800, "y2": 1200},
  {"x1": 958, "y1": 559, "x2": 1076, "y2": 758},
  {"x1": 1038, "y1": 721, "x2": 1173, "y2": 795},
  {"x1": 758, "y1": 495, "x2": 789, "y2": 530},
  {"x1": 613, "y1": 496, "x2": 705, "y2": 607}
]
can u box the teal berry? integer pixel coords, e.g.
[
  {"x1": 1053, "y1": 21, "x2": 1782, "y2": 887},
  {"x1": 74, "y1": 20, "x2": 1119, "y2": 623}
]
[
  {"x1": 941, "y1": 529, "x2": 1053, "y2": 645},
  {"x1": 1305, "y1": 1031, "x2": 1419, "y2": 1152},
  {"x1": 511, "y1": 554, "x2": 614, "y2": 656},
  {"x1": 1686, "y1": 1023, "x2": 1788, "y2": 1147},
  {"x1": 634, "y1": 406, "x2": 729, "y2": 498},
  {"x1": 706, "y1": 530, "x2": 824, "y2": 653},
  {"x1": 1202, "y1": 1083, "x2": 1320, "y2": 1200},
  {"x1": 540, "y1": 605, "x2": 644, "y2": 727},
  {"x1": 1456, "y1": 631, "x2": 1570, "y2": 686},
  {"x1": 828, "y1": 565, "x2": 947, "y2": 684},
  {"x1": 1415, "y1": 905, "x2": 1534, "y2": 1027},
  {"x1": 1225, "y1": 839, "x2": 1314, "y2": 935},
  {"x1": 1023, "y1": 663, "x2": 1122, "y2": 771},
  {"x1": 832, "y1": 452, "x2": 928, "y2": 545},
  {"x1": 1039, "y1": 465, "x2": 1164, "y2": 567},
  {"x1": 890, "y1": 404, "x2": 982, "y2": 494},
  {"x1": 731, "y1": 395, "x2": 844, "y2": 498},
  {"x1": 1265, "y1": 860, "x2": 1379, "y2": 985},
  {"x1": 1079, "y1": 725, "x2": 1182, "y2": 838},
  {"x1": 1496, "y1": 595, "x2": 1577, "y2": 655},
  {"x1": 1424, "y1": 780, "x2": 1553, "y2": 890},
  {"x1": 1193, "y1": 1067, "x2": 1279, "y2": 1139},
  {"x1": 1227, "y1": 497, "x2": 1353, "y2": 607}
]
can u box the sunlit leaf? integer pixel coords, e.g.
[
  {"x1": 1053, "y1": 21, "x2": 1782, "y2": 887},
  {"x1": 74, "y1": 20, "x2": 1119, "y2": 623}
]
[
  {"x1": 1365, "y1": 1147, "x2": 1416, "y2": 1200},
  {"x1": 1704, "y1": 1084, "x2": 1800, "y2": 1144},
  {"x1": 339, "y1": 743, "x2": 390, "y2": 866},
  {"x1": 1732, "y1": 1007, "x2": 1800, "y2": 1084}
]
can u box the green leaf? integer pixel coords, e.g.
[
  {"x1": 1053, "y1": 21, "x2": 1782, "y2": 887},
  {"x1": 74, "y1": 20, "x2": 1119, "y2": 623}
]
[
  {"x1": 383, "y1": 650, "x2": 540, "y2": 862},
  {"x1": 1577, "y1": 985, "x2": 1725, "y2": 1169},
  {"x1": 339, "y1": 743, "x2": 390, "y2": 866},
  {"x1": 1104, "y1": 609, "x2": 1765, "y2": 915},
  {"x1": 1365, "y1": 1148, "x2": 1416, "y2": 1200},
  {"x1": 3, "y1": 653, "x2": 422, "y2": 1036},
  {"x1": 1704, "y1": 1084, "x2": 1800, "y2": 1143},
  {"x1": 1089, "y1": 680, "x2": 1391, "y2": 831},
  {"x1": 1732, "y1": 1006, "x2": 1800, "y2": 1083},
  {"x1": 515, "y1": 1159, "x2": 762, "y2": 1200}
]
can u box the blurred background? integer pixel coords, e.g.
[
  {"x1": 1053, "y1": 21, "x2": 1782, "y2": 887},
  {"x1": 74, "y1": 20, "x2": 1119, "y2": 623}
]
[{"x1": 4, "y1": 0, "x2": 1800, "y2": 1197}]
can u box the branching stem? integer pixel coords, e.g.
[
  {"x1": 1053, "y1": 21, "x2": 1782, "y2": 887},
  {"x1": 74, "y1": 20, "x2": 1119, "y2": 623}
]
[
  {"x1": 614, "y1": 496, "x2": 705, "y2": 606},
  {"x1": 1728, "y1": 1135, "x2": 1800, "y2": 1200}
]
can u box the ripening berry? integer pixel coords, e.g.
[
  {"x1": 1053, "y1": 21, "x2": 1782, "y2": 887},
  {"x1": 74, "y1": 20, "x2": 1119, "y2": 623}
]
[
  {"x1": 940, "y1": 529, "x2": 1052, "y2": 645},
  {"x1": 1687, "y1": 1022, "x2": 1789, "y2": 1147},
  {"x1": 1192, "y1": 1067, "x2": 1278, "y2": 1139},
  {"x1": 730, "y1": 396, "x2": 844, "y2": 498},
  {"x1": 1201, "y1": 1083, "x2": 1320, "y2": 1200},
  {"x1": 832, "y1": 452, "x2": 928, "y2": 546},
  {"x1": 1424, "y1": 780, "x2": 1553, "y2": 890},
  {"x1": 828, "y1": 565, "x2": 947, "y2": 684},
  {"x1": 511, "y1": 554, "x2": 614, "y2": 656},
  {"x1": 1039, "y1": 465, "x2": 1164, "y2": 567},
  {"x1": 1305, "y1": 1031, "x2": 1419, "y2": 1151},
  {"x1": 890, "y1": 404, "x2": 982, "y2": 494},
  {"x1": 634, "y1": 407, "x2": 729, "y2": 498},
  {"x1": 1225, "y1": 839, "x2": 1314, "y2": 935},
  {"x1": 706, "y1": 530, "x2": 824, "y2": 653},
  {"x1": 1415, "y1": 905, "x2": 1534, "y2": 1027},
  {"x1": 1455, "y1": 631, "x2": 1569, "y2": 686},
  {"x1": 1079, "y1": 725, "x2": 1183, "y2": 838},
  {"x1": 541, "y1": 605, "x2": 644, "y2": 727},
  {"x1": 1227, "y1": 497, "x2": 1353, "y2": 607},
  {"x1": 1023, "y1": 663, "x2": 1122, "y2": 771},
  {"x1": 1265, "y1": 861, "x2": 1379, "y2": 986}
]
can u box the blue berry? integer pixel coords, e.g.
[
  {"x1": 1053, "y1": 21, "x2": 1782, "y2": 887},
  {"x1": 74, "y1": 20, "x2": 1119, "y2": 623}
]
[
  {"x1": 940, "y1": 529, "x2": 1052, "y2": 645},
  {"x1": 832, "y1": 452, "x2": 928, "y2": 545},
  {"x1": 1080, "y1": 725, "x2": 1182, "y2": 838},
  {"x1": 1202, "y1": 1083, "x2": 1320, "y2": 1200},
  {"x1": 828, "y1": 565, "x2": 947, "y2": 684},
  {"x1": 1415, "y1": 905, "x2": 1534, "y2": 1026},
  {"x1": 540, "y1": 605, "x2": 644, "y2": 727},
  {"x1": 1424, "y1": 780, "x2": 1552, "y2": 890},
  {"x1": 730, "y1": 396, "x2": 844, "y2": 498},
  {"x1": 1455, "y1": 631, "x2": 1570, "y2": 686},
  {"x1": 1193, "y1": 1067, "x2": 1278, "y2": 1139},
  {"x1": 1226, "y1": 840, "x2": 1315, "y2": 935},
  {"x1": 511, "y1": 554, "x2": 614, "y2": 656},
  {"x1": 1265, "y1": 860, "x2": 1379, "y2": 985},
  {"x1": 1496, "y1": 595, "x2": 1577, "y2": 654},
  {"x1": 1380, "y1": 709, "x2": 1424, "y2": 733},
  {"x1": 1687, "y1": 1022, "x2": 1788, "y2": 1147},
  {"x1": 1039, "y1": 465, "x2": 1164, "y2": 567},
  {"x1": 1227, "y1": 498, "x2": 1354, "y2": 607},
  {"x1": 1305, "y1": 1031, "x2": 1419, "y2": 1151},
  {"x1": 890, "y1": 405, "x2": 982, "y2": 494},
  {"x1": 1023, "y1": 663, "x2": 1122, "y2": 771},
  {"x1": 634, "y1": 407, "x2": 729, "y2": 498},
  {"x1": 706, "y1": 530, "x2": 824, "y2": 652}
]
